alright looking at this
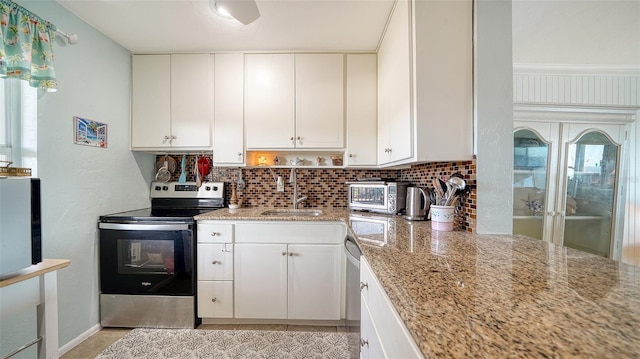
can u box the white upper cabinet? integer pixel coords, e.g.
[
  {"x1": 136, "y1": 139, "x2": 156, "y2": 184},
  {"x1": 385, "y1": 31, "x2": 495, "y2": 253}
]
[
  {"x1": 295, "y1": 54, "x2": 344, "y2": 148},
  {"x1": 245, "y1": 54, "x2": 296, "y2": 149},
  {"x1": 346, "y1": 54, "x2": 377, "y2": 167},
  {"x1": 131, "y1": 54, "x2": 212, "y2": 150},
  {"x1": 377, "y1": 0, "x2": 473, "y2": 166},
  {"x1": 377, "y1": 0, "x2": 412, "y2": 165},
  {"x1": 213, "y1": 53, "x2": 245, "y2": 165},
  {"x1": 245, "y1": 54, "x2": 344, "y2": 150},
  {"x1": 131, "y1": 55, "x2": 171, "y2": 149}
]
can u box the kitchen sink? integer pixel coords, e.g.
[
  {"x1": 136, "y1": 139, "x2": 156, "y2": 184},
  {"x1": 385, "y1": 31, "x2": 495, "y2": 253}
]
[{"x1": 260, "y1": 209, "x2": 324, "y2": 217}]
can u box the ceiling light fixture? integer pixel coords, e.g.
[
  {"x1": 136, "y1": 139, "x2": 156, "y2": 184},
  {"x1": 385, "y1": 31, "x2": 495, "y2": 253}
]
[{"x1": 209, "y1": 0, "x2": 261, "y2": 25}]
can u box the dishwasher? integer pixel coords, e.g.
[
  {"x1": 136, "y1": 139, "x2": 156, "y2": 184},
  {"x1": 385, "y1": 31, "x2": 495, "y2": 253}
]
[{"x1": 344, "y1": 234, "x2": 361, "y2": 328}]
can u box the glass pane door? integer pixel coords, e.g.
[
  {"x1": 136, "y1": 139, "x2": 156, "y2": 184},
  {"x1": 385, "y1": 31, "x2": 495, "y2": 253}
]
[
  {"x1": 562, "y1": 130, "x2": 619, "y2": 257},
  {"x1": 513, "y1": 129, "x2": 550, "y2": 240}
]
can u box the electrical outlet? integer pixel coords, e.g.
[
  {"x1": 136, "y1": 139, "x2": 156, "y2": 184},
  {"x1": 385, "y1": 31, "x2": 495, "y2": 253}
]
[{"x1": 276, "y1": 176, "x2": 285, "y2": 192}]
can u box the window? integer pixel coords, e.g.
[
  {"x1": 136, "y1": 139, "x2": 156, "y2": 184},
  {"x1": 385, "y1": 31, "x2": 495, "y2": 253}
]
[{"x1": 0, "y1": 78, "x2": 38, "y2": 175}]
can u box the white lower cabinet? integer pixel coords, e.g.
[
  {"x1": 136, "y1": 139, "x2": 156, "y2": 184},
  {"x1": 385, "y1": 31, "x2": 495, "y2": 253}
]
[
  {"x1": 234, "y1": 243, "x2": 343, "y2": 320},
  {"x1": 197, "y1": 222, "x2": 234, "y2": 319},
  {"x1": 287, "y1": 244, "x2": 342, "y2": 320},
  {"x1": 234, "y1": 222, "x2": 346, "y2": 321},
  {"x1": 360, "y1": 256, "x2": 422, "y2": 358},
  {"x1": 234, "y1": 243, "x2": 288, "y2": 319},
  {"x1": 198, "y1": 281, "x2": 233, "y2": 318}
]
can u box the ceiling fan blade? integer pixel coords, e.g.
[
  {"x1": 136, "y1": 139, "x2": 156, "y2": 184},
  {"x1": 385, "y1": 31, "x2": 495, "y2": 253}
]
[{"x1": 216, "y1": 0, "x2": 260, "y2": 25}]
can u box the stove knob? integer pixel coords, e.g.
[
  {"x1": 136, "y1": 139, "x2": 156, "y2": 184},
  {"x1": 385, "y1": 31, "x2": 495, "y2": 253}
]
[
  {"x1": 205, "y1": 186, "x2": 211, "y2": 191},
  {"x1": 162, "y1": 186, "x2": 169, "y2": 191},
  {"x1": 212, "y1": 186, "x2": 218, "y2": 191},
  {"x1": 154, "y1": 186, "x2": 161, "y2": 191}
]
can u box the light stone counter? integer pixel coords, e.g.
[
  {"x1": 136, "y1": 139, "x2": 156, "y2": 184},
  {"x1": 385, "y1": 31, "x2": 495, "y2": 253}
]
[{"x1": 195, "y1": 207, "x2": 640, "y2": 358}]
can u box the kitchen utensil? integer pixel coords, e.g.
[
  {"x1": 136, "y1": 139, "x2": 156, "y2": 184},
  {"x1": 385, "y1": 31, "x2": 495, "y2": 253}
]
[
  {"x1": 155, "y1": 158, "x2": 171, "y2": 183},
  {"x1": 197, "y1": 156, "x2": 211, "y2": 179},
  {"x1": 178, "y1": 155, "x2": 187, "y2": 183},
  {"x1": 156, "y1": 155, "x2": 177, "y2": 173},
  {"x1": 447, "y1": 176, "x2": 466, "y2": 192},
  {"x1": 195, "y1": 163, "x2": 201, "y2": 188},
  {"x1": 405, "y1": 187, "x2": 429, "y2": 221},
  {"x1": 237, "y1": 168, "x2": 246, "y2": 190}
]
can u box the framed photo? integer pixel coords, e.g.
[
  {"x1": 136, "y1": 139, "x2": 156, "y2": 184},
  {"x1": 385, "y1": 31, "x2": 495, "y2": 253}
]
[{"x1": 74, "y1": 116, "x2": 107, "y2": 148}]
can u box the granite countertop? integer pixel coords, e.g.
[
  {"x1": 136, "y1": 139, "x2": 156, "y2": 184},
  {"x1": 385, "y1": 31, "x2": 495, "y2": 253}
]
[{"x1": 196, "y1": 207, "x2": 640, "y2": 358}]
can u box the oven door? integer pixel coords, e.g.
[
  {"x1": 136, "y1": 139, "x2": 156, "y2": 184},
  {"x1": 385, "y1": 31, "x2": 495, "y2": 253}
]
[{"x1": 99, "y1": 222, "x2": 194, "y2": 295}]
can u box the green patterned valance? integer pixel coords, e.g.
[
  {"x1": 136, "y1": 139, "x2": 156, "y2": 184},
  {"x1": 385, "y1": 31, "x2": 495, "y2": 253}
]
[{"x1": 0, "y1": 0, "x2": 57, "y2": 91}]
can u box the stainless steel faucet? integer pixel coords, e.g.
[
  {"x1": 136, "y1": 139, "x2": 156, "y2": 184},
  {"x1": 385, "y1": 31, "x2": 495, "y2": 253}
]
[{"x1": 289, "y1": 168, "x2": 307, "y2": 209}]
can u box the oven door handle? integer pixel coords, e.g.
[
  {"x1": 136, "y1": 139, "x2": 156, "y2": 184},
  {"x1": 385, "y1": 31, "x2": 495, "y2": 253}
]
[{"x1": 99, "y1": 223, "x2": 191, "y2": 231}]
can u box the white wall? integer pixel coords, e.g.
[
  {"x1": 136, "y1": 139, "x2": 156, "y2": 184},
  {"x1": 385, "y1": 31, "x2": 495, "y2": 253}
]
[
  {"x1": 16, "y1": 0, "x2": 154, "y2": 350},
  {"x1": 513, "y1": 0, "x2": 640, "y2": 66},
  {"x1": 475, "y1": 0, "x2": 514, "y2": 234}
]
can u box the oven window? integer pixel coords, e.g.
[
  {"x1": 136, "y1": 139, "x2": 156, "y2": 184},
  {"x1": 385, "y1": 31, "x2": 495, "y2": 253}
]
[
  {"x1": 118, "y1": 239, "x2": 175, "y2": 275},
  {"x1": 351, "y1": 187, "x2": 385, "y2": 206}
]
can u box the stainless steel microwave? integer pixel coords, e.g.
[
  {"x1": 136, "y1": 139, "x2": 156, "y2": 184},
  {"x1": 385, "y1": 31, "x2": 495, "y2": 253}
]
[{"x1": 347, "y1": 181, "x2": 409, "y2": 215}]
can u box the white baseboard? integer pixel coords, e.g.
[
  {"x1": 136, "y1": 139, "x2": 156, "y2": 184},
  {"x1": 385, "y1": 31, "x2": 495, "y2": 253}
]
[{"x1": 57, "y1": 323, "x2": 101, "y2": 356}]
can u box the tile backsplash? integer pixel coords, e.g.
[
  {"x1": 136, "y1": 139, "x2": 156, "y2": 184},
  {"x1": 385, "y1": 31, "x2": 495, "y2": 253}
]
[{"x1": 156, "y1": 155, "x2": 477, "y2": 232}]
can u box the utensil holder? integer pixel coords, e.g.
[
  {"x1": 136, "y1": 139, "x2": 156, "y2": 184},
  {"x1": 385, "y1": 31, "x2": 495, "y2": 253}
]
[{"x1": 430, "y1": 205, "x2": 455, "y2": 231}]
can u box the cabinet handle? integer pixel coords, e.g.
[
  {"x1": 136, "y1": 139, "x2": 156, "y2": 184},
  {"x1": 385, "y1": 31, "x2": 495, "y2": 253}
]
[
  {"x1": 222, "y1": 243, "x2": 231, "y2": 252},
  {"x1": 282, "y1": 252, "x2": 287, "y2": 256},
  {"x1": 210, "y1": 232, "x2": 219, "y2": 237},
  {"x1": 211, "y1": 298, "x2": 217, "y2": 302},
  {"x1": 360, "y1": 282, "x2": 368, "y2": 291},
  {"x1": 547, "y1": 211, "x2": 555, "y2": 216},
  {"x1": 360, "y1": 338, "x2": 369, "y2": 347},
  {"x1": 163, "y1": 135, "x2": 170, "y2": 144},
  {"x1": 289, "y1": 252, "x2": 295, "y2": 256},
  {"x1": 290, "y1": 137, "x2": 295, "y2": 143},
  {"x1": 238, "y1": 152, "x2": 243, "y2": 161},
  {"x1": 348, "y1": 154, "x2": 354, "y2": 158},
  {"x1": 171, "y1": 135, "x2": 177, "y2": 140},
  {"x1": 211, "y1": 260, "x2": 219, "y2": 265}
]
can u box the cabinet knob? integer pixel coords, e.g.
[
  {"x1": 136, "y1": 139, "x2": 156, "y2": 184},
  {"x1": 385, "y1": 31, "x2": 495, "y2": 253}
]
[
  {"x1": 171, "y1": 135, "x2": 177, "y2": 140},
  {"x1": 164, "y1": 136, "x2": 170, "y2": 140},
  {"x1": 211, "y1": 298, "x2": 217, "y2": 302},
  {"x1": 211, "y1": 260, "x2": 219, "y2": 265},
  {"x1": 348, "y1": 154, "x2": 354, "y2": 158},
  {"x1": 547, "y1": 211, "x2": 555, "y2": 216},
  {"x1": 290, "y1": 137, "x2": 294, "y2": 142},
  {"x1": 360, "y1": 339, "x2": 369, "y2": 347},
  {"x1": 360, "y1": 282, "x2": 368, "y2": 291},
  {"x1": 282, "y1": 252, "x2": 287, "y2": 256},
  {"x1": 289, "y1": 252, "x2": 295, "y2": 256}
]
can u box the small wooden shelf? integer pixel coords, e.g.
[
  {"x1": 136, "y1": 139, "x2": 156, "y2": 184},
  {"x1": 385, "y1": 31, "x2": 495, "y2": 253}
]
[{"x1": 0, "y1": 259, "x2": 70, "y2": 288}]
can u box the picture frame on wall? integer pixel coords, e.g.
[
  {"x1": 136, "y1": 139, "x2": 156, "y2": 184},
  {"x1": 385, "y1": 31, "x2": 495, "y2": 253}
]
[{"x1": 74, "y1": 116, "x2": 107, "y2": 148}]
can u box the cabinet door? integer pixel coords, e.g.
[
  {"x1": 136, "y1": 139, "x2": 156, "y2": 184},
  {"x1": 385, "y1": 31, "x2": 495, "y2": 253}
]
[
  {"x1": 170, "y1": 54, "x2": 212, "y2": 148},
  {"x1": 513, "y1": 121, "x2": 560, "y2": 243},
  {"x1": 557, "y1": 123, "x2": 625, "y2": 258},
  {"x1": 197, "y1": 244, "x2": 233, "y2": 281},
  {"x1": 346, "y1": 54, "x2": 377, "y2": 166},
  {"x1": 295, "y1": 54, "x2": 344, "y2": 148},
  {"x1": 377, "y1": 0, "x2": 412, "y2": 165},
  {"x1": 198, "y1": 281, "x2": 233, "y2": 318},
  {"x1": 245, "y1": 54, "x2": 295, "y2": 149},
  {"x1": 213, "y1": 54, "x2": 245, "y2": 165},
  {"x1": 234, "y1": 243, "x2": 288, "y2": 319},
  {"x1": 131, "y1": 55, "x2": 171, "y2": 148},
  {"x1": 287, "y1": 244, "x2": 342, "y2": 320}
]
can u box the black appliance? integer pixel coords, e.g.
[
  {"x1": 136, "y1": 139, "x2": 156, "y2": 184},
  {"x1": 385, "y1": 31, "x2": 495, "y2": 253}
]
[
  {"x1": 0, "y1": 177, "x2": 41, "y2": 276},
  {"x1": 98, "y1": 181, "x2": 224, "y2": 328}
]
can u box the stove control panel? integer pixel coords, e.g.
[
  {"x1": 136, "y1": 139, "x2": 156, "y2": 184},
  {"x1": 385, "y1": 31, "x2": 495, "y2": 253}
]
[{"x1": 150, "y1": 181, "x2": 224, "y2": 199}]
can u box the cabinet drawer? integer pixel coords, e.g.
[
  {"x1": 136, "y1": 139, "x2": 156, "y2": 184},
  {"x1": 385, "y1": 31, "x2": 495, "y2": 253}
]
[
  {"x1": 197, "y1": 281, "x2": 233, "y2": 318},
  {"x1": 360, "y1": 257, "x2": 422, "y2": 358},
  {"x1": 235, "y1": 222, "x2": 345, "y2": 244},
  {"x1": 360, "y1": 297, "x2": 385, "y2": 359},
  {"x1": 197, "y1": 223, "x2": 233, "y2": 243},
  {"x1": 197, "y1": 244, "x2": 233, "y2": 280}
]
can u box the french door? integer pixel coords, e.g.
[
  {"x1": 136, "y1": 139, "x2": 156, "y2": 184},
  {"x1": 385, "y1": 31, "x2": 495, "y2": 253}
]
[{"x1": 514, "y1": 121, "x2": 626, "y2": 258}]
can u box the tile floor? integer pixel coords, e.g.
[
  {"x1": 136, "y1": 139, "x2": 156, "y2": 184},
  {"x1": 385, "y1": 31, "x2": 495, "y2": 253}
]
[{"x1": 61, "y1": 324, "x2": 359, "y2": 359}]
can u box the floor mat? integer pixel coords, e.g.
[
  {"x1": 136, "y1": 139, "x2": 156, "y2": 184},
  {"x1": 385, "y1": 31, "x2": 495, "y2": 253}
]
[{"x1": 95, "y1": 328, "x2": 359, "y2": 358}]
